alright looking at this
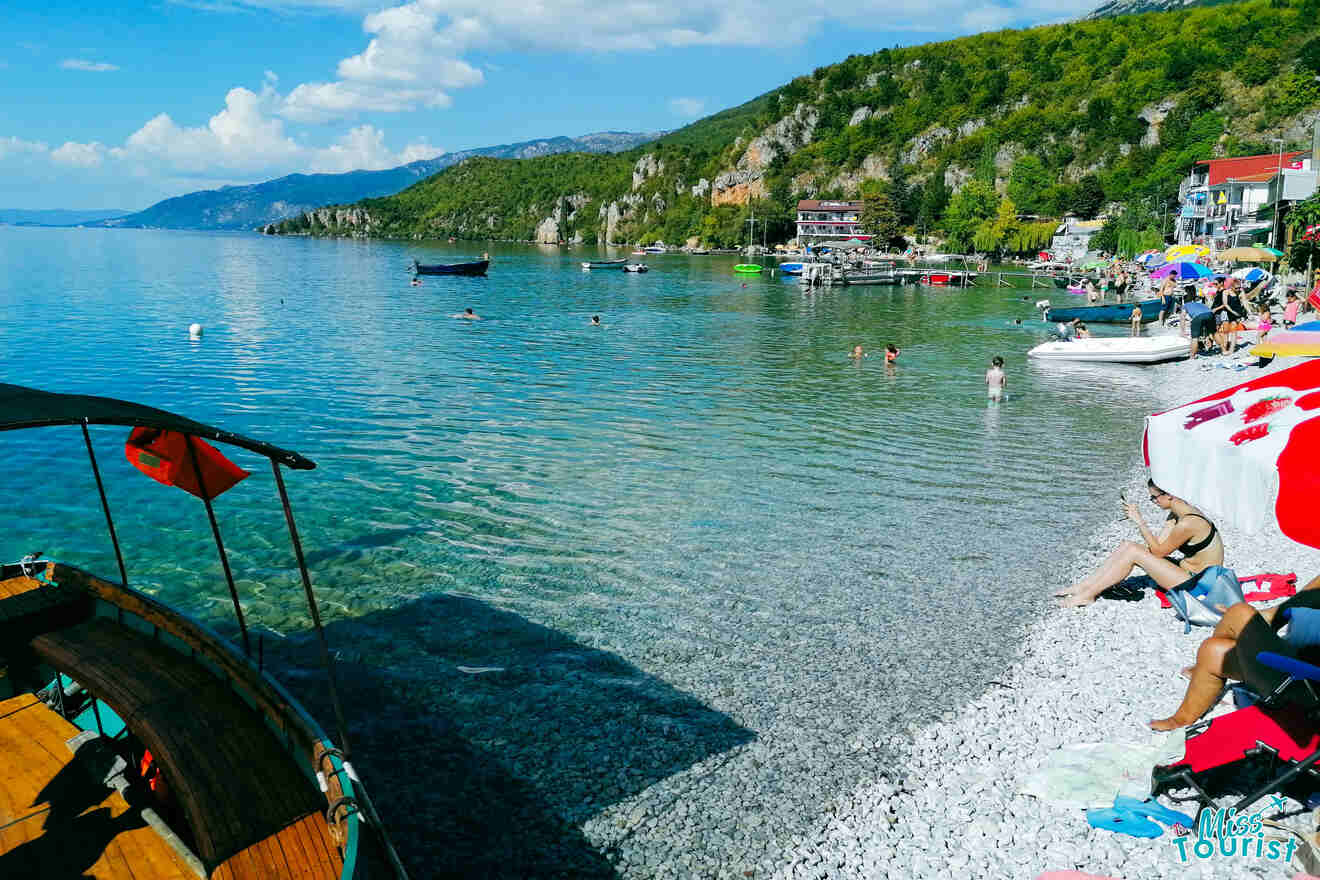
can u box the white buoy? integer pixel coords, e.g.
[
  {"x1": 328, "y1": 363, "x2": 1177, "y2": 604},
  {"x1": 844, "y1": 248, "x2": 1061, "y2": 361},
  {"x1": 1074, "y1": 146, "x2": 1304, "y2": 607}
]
[{"x1": 188, "y1": 322, "x2": 203, "y2": 338}]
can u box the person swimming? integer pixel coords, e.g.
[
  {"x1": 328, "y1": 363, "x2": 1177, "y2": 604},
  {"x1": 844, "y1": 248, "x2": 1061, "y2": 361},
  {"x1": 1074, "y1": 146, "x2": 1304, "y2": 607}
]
[
  {"x1": 453, "y1": 307, "x2": 480, "y2": 320},
  {"x1": 590, "y1": 315, "x2": 602, "y2": 326},
  {"x1": 885, "y1": 344, "x2": 899, "y2": 363},
  {"x1": 850, "y1": 344, "x2": 866, "y2": 359},
  {"x1": 410, "y1": 277, "x2": 421, "y2": 287}
]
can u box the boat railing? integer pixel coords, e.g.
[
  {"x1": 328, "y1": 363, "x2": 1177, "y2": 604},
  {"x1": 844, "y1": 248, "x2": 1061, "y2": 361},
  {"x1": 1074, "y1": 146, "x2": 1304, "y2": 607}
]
[{"x1": 43, "y1": 561, "x2": 370, "y2": 874}]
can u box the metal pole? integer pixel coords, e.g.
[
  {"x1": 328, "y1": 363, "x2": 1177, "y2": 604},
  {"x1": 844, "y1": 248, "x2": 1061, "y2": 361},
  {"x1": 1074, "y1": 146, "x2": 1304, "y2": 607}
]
[
  {"x1": 184, "y1": 436, "x2": 250, "y2": 656},
  {"x1": 82, "y1": 422, "x2": 128, "y2": 587},
  {"x1": 269, "y1": 460, "x2": 351, "y2": 758},
  {"x1": 1272, "y1": 137, "x2": 1285, "y2": 248}
]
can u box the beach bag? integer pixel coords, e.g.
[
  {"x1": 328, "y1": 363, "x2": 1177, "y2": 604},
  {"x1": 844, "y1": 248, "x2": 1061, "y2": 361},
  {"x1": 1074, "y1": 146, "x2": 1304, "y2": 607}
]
[{"x1": 1164, "y1": 566, "x2": 1244, "y2": 634}]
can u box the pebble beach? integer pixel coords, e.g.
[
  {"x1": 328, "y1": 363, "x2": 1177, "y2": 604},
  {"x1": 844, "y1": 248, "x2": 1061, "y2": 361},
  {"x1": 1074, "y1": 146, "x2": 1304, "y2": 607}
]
[{"x1": 758, "y1": 350, "x2": 1320, "y2": 880}]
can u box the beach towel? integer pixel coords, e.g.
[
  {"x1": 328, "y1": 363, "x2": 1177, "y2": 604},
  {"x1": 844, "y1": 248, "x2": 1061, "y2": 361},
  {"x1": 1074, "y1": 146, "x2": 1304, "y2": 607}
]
[
  {"x1": 1019, "y1": 732, "x2": 1185, "y2": 809},
  {"x1": 1151, "y1": 571, "x2": 1297, "y2": 608},
  {"x1": 1164, "y1": 566, "x2": 1245, "y2": 633}
]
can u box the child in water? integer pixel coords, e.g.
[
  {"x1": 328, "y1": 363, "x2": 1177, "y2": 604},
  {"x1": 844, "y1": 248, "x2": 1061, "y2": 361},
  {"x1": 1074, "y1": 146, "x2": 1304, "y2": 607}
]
[
  {"x1": 850, "y1": 344, "x2": 866, "y2": 359},
  {"x1": 986, "y1": 356, "x2": 1006, "y2": 402},
  {"x1": 885, "y1": 344, "x2": 900, "y2": 363},
  {"x1": 1129, "y1": 306, "x2": 1142, "y2": 337}
]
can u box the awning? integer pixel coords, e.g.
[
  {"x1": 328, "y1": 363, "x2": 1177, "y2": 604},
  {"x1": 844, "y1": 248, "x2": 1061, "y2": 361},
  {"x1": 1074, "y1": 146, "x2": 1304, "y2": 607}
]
[{"x1": 0, "y1": 384, "x2": 314, "y2": 469}]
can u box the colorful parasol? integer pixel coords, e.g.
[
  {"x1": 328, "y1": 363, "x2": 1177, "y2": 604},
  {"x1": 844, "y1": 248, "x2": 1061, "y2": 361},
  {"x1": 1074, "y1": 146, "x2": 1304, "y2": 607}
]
[
  {"x1": 1166, "y1": 244, "x2": 1210, "y2": 261},
  {"x1": 1143, "y1": 360, "x2": 1320, "y2": 547},
  {"x1": 1231, "y1": 267, "x2": 1271, "y2": 283},
  {"x1": 1219, "y1": 246, "x2": 1280, "y2": 263},
  {"x1": 1251, "y1": 321, "x2": 1320, "y2": 358},
  {"x1": 1151, "y1": 261, "x2": 1213, "y2": 280}
]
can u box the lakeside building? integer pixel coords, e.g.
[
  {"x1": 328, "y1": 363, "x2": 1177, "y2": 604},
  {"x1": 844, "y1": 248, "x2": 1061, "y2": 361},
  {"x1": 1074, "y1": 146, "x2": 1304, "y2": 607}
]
[
  {"x1": 1176, "y1": 149, "x2": 1318, "y2": 249},
  {"x1": 795, "y1": 200, "x2": 868, "y2": 247},
  {"x1": 1050, "y1": 216, "x2": 1104, "y2": 261}
]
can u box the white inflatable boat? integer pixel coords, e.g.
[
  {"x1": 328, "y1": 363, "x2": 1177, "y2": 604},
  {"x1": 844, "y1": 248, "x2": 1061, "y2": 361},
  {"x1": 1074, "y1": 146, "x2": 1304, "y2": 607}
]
[{"x1": 1027, "y1": 336, "x2": 1192, "y2": 364}]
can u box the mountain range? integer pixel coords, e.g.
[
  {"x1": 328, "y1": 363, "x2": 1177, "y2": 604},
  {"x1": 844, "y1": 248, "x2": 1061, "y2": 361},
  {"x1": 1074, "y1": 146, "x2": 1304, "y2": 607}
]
[
  {"x1": 91, "y1": 131, "x2": 660, "y2": 231},
  {"x1": 272, "y1": 0, "x2": 1317, "y2": 253},
  {"x1": 0, "y1": 208, "x2": 129, "y2": 226},
  {"x1": 1088, "y1": 0, "x2": 1238, "y2": 16}
]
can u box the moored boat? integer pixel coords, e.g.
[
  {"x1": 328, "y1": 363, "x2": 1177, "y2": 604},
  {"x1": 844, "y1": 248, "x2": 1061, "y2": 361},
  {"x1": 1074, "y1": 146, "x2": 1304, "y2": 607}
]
[
  {"x1": 582, "y1": 259, "x2": 627, "y2": 269},
  {"x1": 623, "y1": 263, "x2": 649, "y2": 273},
  {"x1": 1027, "y1": 336, "x2": 1192, "y2": 364},
  {"x1": 1043, "y1": 298, "x2": 1165, "y2": 323},
  {"x1": 0, "y1": 384, "x2": 406, "y2": 879},
  {"x1": 778, "y1": 262, "x2": 804, "y2": 275},
  {"x1": 413, "y1": 258, "x2": 488, "y2": 276}
]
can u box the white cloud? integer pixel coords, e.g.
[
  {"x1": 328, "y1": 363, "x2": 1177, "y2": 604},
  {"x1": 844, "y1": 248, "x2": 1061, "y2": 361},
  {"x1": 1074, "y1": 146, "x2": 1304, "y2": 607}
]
[
  {"x1": 61, "y1": 58, "x2": 119, "y2": 72},
  {"x1": 52, "y1": 141, "x2": 106, "y2": 167},
  {"x1": 669, "y1": 97, "x2": 705, "y2": 117},
  {"x1": 0, "y1": 136, "x2": 48, "y2": 158}
]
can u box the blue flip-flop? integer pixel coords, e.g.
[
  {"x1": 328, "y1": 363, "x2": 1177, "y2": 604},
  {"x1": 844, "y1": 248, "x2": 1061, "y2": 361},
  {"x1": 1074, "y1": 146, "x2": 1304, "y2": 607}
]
[
  {"x1": 1114, "y1": 795, "x2": 1195, "y2": 829},
  {"x1": 1086, "y1": 807, "x2": 1163, "y2": 838}
]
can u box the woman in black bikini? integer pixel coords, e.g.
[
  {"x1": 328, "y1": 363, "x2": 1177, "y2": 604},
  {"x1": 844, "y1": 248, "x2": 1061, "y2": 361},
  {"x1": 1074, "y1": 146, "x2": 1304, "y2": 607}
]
[
  {"x1": 1059, "y1": 479, "x2": 1223, "y2": 607},
  {"x1": 1150, "y1": 574, "x2": 1320, "y2": 730}
]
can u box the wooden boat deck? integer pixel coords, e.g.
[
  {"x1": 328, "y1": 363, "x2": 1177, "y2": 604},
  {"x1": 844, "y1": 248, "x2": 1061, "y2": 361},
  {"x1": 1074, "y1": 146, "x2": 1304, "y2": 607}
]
[
  {"x1": 0, "y1": 691, "x2": 197, "y2": 878},
  {"x1": 30, "y1": 616, "x2": 345, "y2": 879}
]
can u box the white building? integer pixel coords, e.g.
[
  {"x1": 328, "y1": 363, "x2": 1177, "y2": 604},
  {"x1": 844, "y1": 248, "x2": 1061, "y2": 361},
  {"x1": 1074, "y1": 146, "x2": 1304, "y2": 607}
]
[
  {"x1": 795, "y1": 200, "x2": 866, "y2": 247},
  {"x1": 1176, "y1": 151, "x2": 1318, "y2": 248},
  {"x1": 1050, "y1": 216, "x2": 1104, "y2": 260}
]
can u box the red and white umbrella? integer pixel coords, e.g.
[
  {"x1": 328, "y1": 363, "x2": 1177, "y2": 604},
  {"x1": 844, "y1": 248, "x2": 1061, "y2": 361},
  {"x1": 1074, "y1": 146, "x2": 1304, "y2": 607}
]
[{"x1": 1143, "y1": 360, "x2": 1320, "y2": 548}]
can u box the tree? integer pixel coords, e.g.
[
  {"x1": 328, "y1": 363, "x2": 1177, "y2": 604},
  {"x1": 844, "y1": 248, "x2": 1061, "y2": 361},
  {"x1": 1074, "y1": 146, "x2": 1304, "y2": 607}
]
[
  {"x1": 1072, "y1": 175, "x2": 1106, "y2": 220},
  {"x1": 1286, "y1": 192, "x2": 1320, "y2": 271},
  {"x1": 943, "y1": 179, "x2": 998, "y2": 253},
  {"x1": 975, "y1": 136, "x2": 1000, "y2": 185},
  {"x1": 918, "y1": 165, "x2": 951, "y2": 235},
  {"x1": 1007, "y1": 156, "x2": 1051, "y2": 215},
  {"x1": 858, "y1": 188, "x2": 904, "y2": 249}
]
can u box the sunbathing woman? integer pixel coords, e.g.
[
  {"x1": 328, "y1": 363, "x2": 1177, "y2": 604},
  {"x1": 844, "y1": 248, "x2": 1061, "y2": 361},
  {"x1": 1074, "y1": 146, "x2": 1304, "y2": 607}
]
[
  {"x1": 1057, "y1": 479, "x2": 1223, "y2": 607},
  {"x1": 1150, "y1": 574, "x2": 1320, "y2": 730}
]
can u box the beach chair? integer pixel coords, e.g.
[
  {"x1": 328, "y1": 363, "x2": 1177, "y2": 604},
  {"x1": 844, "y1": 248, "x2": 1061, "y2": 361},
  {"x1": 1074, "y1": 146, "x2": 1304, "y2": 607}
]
[{"x1": 1152, "y1": 608, "x2": 1320, "y2": 813}]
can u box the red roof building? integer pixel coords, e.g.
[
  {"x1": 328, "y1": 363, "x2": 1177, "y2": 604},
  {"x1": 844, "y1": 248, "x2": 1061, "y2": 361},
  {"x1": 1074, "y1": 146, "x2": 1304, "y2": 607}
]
[{"x1": 1194, "y1": 152, "x2": 1306, "y2": 187}]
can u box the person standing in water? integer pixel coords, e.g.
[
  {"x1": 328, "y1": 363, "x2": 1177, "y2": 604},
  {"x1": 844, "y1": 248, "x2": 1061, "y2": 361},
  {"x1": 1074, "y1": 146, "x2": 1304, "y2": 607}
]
[
  {"x1": 985, "y1": 356, "x2": 1006, "y2": 402},
  {"x1": 885, "y1": 344, "x2": 900, "y2": 363},
  {"x1": 1129, "y1": 305, "x2": 1142, "y2": 337},
  {"x1": 850, "y1": 345, "x2": 866, "y2": 359}
]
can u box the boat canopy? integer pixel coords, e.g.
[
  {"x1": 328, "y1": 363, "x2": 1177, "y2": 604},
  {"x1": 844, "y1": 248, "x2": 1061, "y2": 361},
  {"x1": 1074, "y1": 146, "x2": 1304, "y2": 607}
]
[{"x1": 0, "y1": 383, "x2": 314, "y2": 470}]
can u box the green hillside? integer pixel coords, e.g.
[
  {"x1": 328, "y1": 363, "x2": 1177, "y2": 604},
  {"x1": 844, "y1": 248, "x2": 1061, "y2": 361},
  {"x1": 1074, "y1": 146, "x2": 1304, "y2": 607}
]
[{"x1": 276, "y1": 0, "x2": 1320, "y2": 253}]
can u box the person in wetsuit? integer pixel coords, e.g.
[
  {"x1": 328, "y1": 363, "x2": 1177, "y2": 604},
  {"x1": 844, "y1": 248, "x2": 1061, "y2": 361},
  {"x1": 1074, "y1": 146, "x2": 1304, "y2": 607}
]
[
  {"x1": 1058, "y1": 478, "x2": 1223, "y2": 607},
  {"x1": 1150, "y1": 573, "x2": 1320, "y2": 730}
]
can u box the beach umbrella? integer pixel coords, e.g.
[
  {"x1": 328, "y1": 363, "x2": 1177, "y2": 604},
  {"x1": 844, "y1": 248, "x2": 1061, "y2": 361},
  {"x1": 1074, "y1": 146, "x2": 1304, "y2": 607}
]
[
  {"x1": 1219, "y1": 246, "x2": 1279, "y2": 262},
  {"x1": 1151, "y1": 261, "x2": 1213, "y2": 280},
  {"x1": 1252, "y1": 321, "x2": 1320, "y2": 359},
  {"x1": 1231, "y1": 267, "x2": 1270, "y2": 283},
  {"x1": 1166, "y1": 244, "x2": 1210, "y2": 261},
  {"x1": 1143, "y1": 359, "x2": 1320, "y2": 547}
]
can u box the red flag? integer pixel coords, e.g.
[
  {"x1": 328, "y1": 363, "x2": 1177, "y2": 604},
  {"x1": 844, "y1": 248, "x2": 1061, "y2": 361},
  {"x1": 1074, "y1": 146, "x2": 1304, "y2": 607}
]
[{"x1": 125, "y1": 428, "x2": 249, "y2": 500}]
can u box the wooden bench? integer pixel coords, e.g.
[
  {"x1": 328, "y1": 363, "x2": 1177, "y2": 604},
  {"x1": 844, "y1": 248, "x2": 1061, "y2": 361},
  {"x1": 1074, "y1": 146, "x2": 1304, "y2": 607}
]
[
  {"x1": 30, "y1": 617, "x2": 345, "y2": 879},
  {"x1": 0, "y1": 691, "x2": 198, "y2": 878}
]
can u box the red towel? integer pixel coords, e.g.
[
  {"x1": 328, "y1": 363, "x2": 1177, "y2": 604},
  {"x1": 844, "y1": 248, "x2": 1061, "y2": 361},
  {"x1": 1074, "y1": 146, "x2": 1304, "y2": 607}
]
[{"x1": 1155, "y1": 573, "x2": 1296, "y2": 609}]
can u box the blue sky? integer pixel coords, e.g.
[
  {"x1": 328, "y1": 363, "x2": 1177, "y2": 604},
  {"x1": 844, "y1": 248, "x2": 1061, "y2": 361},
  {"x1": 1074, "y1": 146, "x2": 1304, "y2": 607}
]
[{"x1": 1, "y1": 0, "x2": 1093, "y2": 211}]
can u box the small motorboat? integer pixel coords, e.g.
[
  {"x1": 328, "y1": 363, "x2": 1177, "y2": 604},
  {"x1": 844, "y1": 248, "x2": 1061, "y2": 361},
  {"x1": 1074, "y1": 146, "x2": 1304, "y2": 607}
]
[
  {"x1": 778, "y1": 262, "x2": 804, "y2": 275},
  {"x1": 413, "y1": 258, "x2": 489, "y2": 276},
  {"x1": 623, "y1": 263, "x2": 649, "y2": 273},
  {"x1": 1044, "y1": 298, "x2": 1165, "y2": 324},
  {"x1": 582, "y1": 259, "x2": 627, "y2": 269},
  {"x1": 644, "y1": 242, "x2": 667, "y2": 254},
  {"x1": 1028, "y1": 336, "x2": 1192, "y2": 364},
  {"x1": 734, "y1": 264, "x2": 763, "y2": 275}
]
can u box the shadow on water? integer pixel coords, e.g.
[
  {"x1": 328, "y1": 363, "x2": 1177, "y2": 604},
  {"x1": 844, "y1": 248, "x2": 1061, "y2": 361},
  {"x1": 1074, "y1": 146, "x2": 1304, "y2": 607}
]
[{"x1": 259, "y1": 592, "x2": 756, "y2": 879}]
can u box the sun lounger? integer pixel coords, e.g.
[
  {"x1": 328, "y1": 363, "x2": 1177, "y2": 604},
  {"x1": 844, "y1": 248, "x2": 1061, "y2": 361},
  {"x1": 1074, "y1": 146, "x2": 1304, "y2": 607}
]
[{"x1": 1152, "y1": 608, "x2": 1320, "y2": 813}]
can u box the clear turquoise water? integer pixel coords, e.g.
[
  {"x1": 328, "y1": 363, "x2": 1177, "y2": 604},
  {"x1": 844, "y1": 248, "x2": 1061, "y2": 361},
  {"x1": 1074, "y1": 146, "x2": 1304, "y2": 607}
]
[{"x1": 0, "y1": 227, "x2": 1164, "y2": 869}]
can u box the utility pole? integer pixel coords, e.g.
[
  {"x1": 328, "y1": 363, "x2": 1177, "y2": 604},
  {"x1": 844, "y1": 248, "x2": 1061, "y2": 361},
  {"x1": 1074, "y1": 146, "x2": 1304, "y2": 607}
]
[{"x1": 1271, "y1": 136, "x2": 1285, "y2": 248}]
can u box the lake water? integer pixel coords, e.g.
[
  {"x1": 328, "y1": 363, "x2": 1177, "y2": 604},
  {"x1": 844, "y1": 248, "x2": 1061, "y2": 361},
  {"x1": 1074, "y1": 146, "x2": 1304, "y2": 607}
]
[{"x1": 0, "y1": 227, "x2": 1164, "y2": 875}]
